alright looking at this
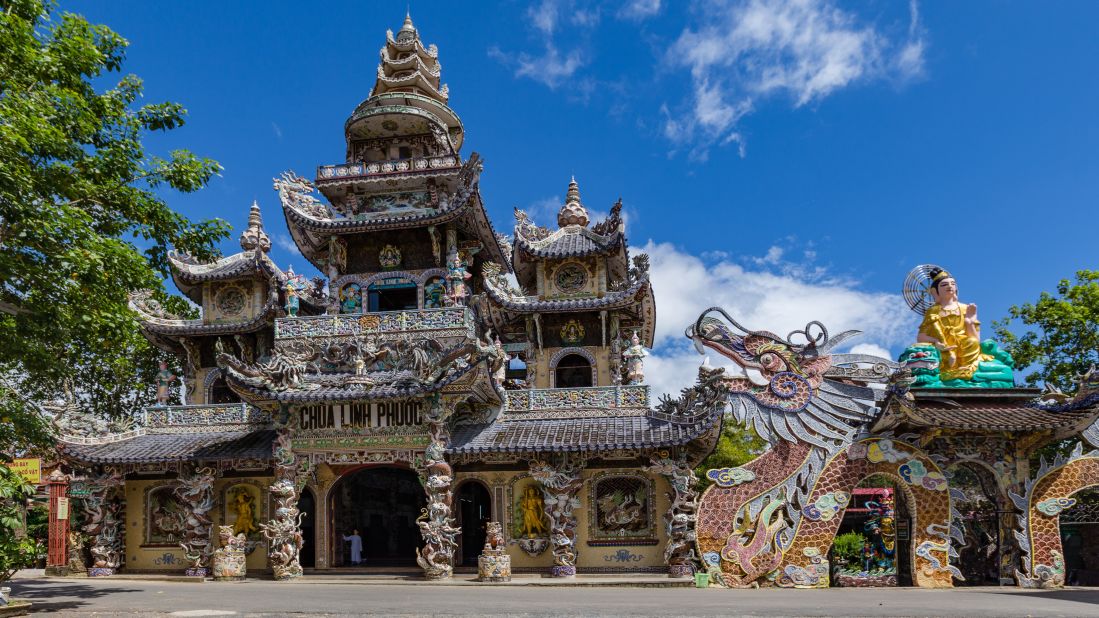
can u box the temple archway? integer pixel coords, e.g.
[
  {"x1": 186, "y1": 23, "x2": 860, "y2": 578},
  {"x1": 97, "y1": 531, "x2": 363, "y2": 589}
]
[
  {"x1": 329, "y1": 466, "x2": 425, "y2": 567},
  {"x1": 455, "y1": 480, "x2": 491, "y2": 567}
]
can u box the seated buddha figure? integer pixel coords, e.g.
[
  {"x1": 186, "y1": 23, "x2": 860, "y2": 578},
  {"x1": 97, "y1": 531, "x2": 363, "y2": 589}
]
[
  {"x1": 917, "y1": 267, "x2": 983, "y2": 381},
  {"x1": 902, "y1": 267, "x2": 1015, "y2": 388}
]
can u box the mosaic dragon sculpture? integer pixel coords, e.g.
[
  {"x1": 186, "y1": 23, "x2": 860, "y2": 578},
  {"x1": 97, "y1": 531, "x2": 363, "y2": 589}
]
[
  {"x1": 1011, "y1": 365, "x2": 1099, "y2": 588},
  {"x1": 688, "y1": 307, "x2": 961, "y2": 588}
]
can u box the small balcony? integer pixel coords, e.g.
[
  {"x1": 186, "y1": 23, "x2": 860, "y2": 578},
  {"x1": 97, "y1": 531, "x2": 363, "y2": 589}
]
[
  {"x1": 316, "y1": 155, "x2": 460, "y2": 183},
  {"x1": 274, "y1": 306, "x2": 476, "y2": 342},
  {"x1": 505, "y1": 385, "x2": 650, "y2": 413}
]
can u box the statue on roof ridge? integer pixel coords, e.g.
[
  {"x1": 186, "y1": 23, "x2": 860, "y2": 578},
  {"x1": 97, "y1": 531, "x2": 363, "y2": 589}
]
[{"x1": 898, "y1": 265, "x2": 1015, "y2": 388}]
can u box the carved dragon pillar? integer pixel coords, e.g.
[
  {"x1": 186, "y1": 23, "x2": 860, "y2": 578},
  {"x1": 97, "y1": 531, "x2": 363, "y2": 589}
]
[
  {"x1": 82, "y1": 466, "x2": 125, "y2": 577},
  {"x1": 175, "y1": 465, "x2": 218, "y2": 576},
  {"x1": 261, "y1": 431, "x2": 307, "y2": 580},
  {"x1": 530, "y1": 455, "x2": 585, "y2": 578},
  {"x1": 648, "y1": 452, "x2": 700, "y2": 578},
  {"x1": 416, "y1": 395, "x2": 460, "y2": 580}
]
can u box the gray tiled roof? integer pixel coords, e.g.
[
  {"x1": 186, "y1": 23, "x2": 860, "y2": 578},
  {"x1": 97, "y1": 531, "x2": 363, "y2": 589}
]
[
  {"x1": 446, "y1": 410, "x2": 720, "y2": 454},
  {"x1": 60, "y1": 429, "x2": 276, "y2": 464},
  {"x1": 910, "y1": 399, "x2": 1098, "y2": 431},
  {"x1": 514, "y1": 228, "x2": 624, "y2": 259}
]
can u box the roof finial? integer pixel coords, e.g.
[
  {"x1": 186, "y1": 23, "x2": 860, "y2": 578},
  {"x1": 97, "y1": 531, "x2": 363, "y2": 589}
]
[
  {"x1": 240, "y1": 200, "x2": 272, "y2": 252},
  {"x1": 558, "y1": 176, "x2": 589, "y2": 228}
]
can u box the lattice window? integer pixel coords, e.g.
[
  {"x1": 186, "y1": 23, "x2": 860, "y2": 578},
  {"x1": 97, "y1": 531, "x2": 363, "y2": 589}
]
[{"x1": 589, "y1": 474, "x2": 655, "y2": 543}]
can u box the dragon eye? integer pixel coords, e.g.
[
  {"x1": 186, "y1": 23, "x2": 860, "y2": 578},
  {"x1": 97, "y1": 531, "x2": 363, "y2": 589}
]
[{"x1": 759, "y1": 352, "x2": 785, "y2": 370}]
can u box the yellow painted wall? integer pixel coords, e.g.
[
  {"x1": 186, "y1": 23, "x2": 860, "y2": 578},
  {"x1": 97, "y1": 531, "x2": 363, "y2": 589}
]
[
  {"x1": 453, "y1": 468, "x2": 670, "y2": 572},
  {"x1": 122, "y1": 475, "x2": 273, "y2": 572}
]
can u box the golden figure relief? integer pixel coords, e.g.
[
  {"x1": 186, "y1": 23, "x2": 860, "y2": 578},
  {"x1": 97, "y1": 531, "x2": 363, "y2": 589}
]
[
  {"x1": 232, "y1": 489, "x2": 257, "y2": 537},
  {"x1": 916, "y1": 268, "x2": 991, "y2": 382},
  {"x1": 519, "y1": 486, "x2": 548, "y2": 538}
]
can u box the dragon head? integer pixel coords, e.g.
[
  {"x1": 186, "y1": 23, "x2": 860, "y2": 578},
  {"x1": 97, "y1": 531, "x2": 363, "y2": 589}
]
[{"x1": 686, "y1": 307, "x2": 898, "y2": 448}]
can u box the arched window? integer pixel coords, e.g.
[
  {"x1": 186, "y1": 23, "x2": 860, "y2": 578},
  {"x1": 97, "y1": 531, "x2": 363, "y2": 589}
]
[
  {"x1": 554, "y1": 354, "x2": 593, "y2": 388},
  {"x1": 209, "y1": 376, "x2": 239, "y2": 404}
]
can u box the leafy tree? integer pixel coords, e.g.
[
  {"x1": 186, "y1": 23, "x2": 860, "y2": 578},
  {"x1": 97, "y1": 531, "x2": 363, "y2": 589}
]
[
  {"x1": 694, "y1": 422, "x2": 766, "y2": 489},
  {"x1": 0, "y1": 0, "x2": 230, "y2": 453},
  {"x1": 993, "y1": 270, "x2": 1099, "y2": 391},
  {"x1": 0, "y1": 464, "x2": 38, "y2": 584}
]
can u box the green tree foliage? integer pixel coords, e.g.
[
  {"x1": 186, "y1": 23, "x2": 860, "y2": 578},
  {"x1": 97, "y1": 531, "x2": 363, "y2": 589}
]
[
  {"x1": 993, "y1": 271, "x2": 1099, "y2": 391},
  {"x1": 0, "y1": 0, "x2": 229, "y2": 453},
  {"x1": 0, "y1": 464, "x2": 38, "y2": 583},
  {"x1": 831, "y1": 531, "x2": 866, "y2": 564},
  {"x1": 694, "y1": 422, "x2": 767, "y2": 489}
]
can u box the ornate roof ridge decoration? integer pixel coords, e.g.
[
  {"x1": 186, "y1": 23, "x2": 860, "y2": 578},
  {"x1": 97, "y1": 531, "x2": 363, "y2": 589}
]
[
  {"x1": 238, "y1": 201, "x2": 271, "y2": 252},
  {"x1": 1029, "y1": 364, "x2": 1099, "y2": 413},
  {"x1": 130, "y1": 288, "x2": 283, "y2": 336},
  {"x1": 591, "y1": 198, "x2": 625, "y2": 236},
  {"x1": 482, "y1": 265, "x2": 649, "y2": 313},
  {"x1": 281, "y1": 155, "x2": 482, "y2": 233},
  {"x1": 513, "y1": 223, "x2": 625, "y2": 259},
  {"x1": 385, "y1": 13, "x2": 439, "y2": 59},
  {"x1": 216, "y1": 330, "x2": 504, "y2": 404}
]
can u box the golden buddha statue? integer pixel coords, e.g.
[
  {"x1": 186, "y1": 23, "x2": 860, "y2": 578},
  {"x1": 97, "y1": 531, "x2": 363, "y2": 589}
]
[{"x1": 915, "y1": 267, "x2": 991, "y2": 382}]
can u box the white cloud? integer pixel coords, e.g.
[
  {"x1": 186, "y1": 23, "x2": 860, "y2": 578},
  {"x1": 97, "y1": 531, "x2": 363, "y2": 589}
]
[
  {"x1": 489, "y1": 0, "x2": 587, "y2": 90},
  {"x1": 848, "y1": 343, "x2": 893, "y2": 361},
  {"x1": 619, "y1": 0, "x2": 661, "y2": 21},
  {"x1": 641, "y1": 240, "x2": 916, "y2": 398},
  {"x1": 271, "y1": 122, "x2": 283, "y2": 140},
  {"x1": 274, "y1": 234, "x2": 302, "y2": 256},
  {"x1": 664, "y1": 0, "x2": 927, "y2": 152}
]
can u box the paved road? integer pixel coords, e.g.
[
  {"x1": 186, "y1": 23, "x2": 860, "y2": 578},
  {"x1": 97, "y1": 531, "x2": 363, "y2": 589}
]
[{"x1": 7, "y1": 576, "x2": 1099, "y2": 617}]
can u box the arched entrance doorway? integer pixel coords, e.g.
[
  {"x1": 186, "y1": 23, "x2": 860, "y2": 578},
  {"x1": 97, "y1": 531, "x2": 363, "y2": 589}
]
[
  {"x1": 298, "y1": 488, "x2": 316, "y2": 569},
  {"x1": 948, "y1": 462, "x2": 1003, "y2": 585},
  {"x1": 1061, "y1": 487, "x2": 1099, "y2": 585},
  {"x1": 455, "y1": 481, "x2": 491, "y2": 566},
  {"x1": 330, "y1": 466, "x2": 425, "y2": 567}
]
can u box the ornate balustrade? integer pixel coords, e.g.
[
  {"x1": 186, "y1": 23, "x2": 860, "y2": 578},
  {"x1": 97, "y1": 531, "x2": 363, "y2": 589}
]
[
  {"x1": 142, "y1": 403, "x2": 269, "y2": 428},
  {"x1": 274, "y1": 306, "x2": 476, "y2": 342},
  {"x1": 316, "y1": 155, "x2": 460, "y2": 182},
  {"x1": 505, "y1": 385, "x2": 650, "y2": 413}
]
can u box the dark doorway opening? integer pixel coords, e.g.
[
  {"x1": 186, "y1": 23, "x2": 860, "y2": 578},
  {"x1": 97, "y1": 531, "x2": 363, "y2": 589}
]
[
  {"x1": 949, "y1": 463, "x2": 1004, "y2": 585},
  {"x1": 456, "y1": 481, "x2": 491, "y2": 566},
  {"x1": 298, "y1": 488, "x2": 316, "y2": 568},
  {"x1": 330, "y1": 466, "x2": 425, "y2": 567},
  {"x1": 555, "y1": 354, "x2": 593, "y2": 388},
  {"x1": 367, "y1": 283, "x2": 418, "y2": 312},
  {"x1": 209, "y1": 376, "x2": 240, "y2": 404},
  {"x1": 1061, "y1": 487, "x2": 1099, "y2": 585}
]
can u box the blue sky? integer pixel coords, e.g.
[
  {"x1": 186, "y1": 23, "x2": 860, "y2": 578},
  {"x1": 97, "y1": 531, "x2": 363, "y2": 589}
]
[{"x1": 67, "y1": 1, "x2": 1099, "y2": 394}]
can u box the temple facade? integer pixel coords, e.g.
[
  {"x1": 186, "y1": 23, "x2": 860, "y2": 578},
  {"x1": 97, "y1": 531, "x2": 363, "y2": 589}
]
[{"x1": 47, "y1": 16, "x2": 1099, "y2": 589}]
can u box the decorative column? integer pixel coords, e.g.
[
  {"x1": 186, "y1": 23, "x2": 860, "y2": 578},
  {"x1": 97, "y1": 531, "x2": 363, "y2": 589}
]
[
  {"x1": 175, "y1": 465, "x2": 217, "y2": 576},
  {"x1": 45, "y1": 469, "x2": 70, "y2": 574},
  {"x1": 83, "y1": 466, "x2": 124, "y2": 577},
  {"x1": 261, "y1": 432, "x2": 306, "y2": 580},
  {"x1": 530, "y1": 455, "x2": 585, "y2": 578},
  {"x1": 648, "y1": 453, "x2": 700, "y2": 578},
  {"x1": 416, "y1": 395, "x2": 460, "y2": 580}
]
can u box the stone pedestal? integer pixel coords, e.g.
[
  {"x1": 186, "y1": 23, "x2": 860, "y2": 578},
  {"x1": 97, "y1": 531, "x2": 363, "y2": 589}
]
[
  {"x1": 477, "y1": 552, "x2": 511, "y2": 582},
  {"x1": 212, "y1": 526, "x2": 248, "y2": 581},
  {"x1": 550, "y1": 565, "x2": 576, "y2": 578}
]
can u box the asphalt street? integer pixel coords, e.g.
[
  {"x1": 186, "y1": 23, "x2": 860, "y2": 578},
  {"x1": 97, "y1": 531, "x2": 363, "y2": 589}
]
[{"x1": 7, "y1": 576, "x2": 1099, "y2": 617}]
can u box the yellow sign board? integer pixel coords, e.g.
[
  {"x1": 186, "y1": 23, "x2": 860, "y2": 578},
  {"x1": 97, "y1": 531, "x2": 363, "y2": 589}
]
[{"x1": 10, "y1": 458, "x2": 42, "y2": 485}]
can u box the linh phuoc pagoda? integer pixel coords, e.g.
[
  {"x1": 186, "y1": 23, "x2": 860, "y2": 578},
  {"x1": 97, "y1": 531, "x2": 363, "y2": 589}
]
[{"x1": 44, "y1": 16, "x2": 1099, "y2": 589}]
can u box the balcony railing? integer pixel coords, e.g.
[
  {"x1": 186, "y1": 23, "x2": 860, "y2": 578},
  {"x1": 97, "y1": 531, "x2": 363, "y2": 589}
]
[
  {"x1": 505, "y1": 385, "x2": 650, "y2": 412},
  {"x1": 275, "y1": 306, "x2": 476, "y2": 341},
  {"x1": 142, "y1": 403, "x2": 269, "y2": 428},
  {"x1": 316, "y1": 155, "x2": 460, "y2": 182}
]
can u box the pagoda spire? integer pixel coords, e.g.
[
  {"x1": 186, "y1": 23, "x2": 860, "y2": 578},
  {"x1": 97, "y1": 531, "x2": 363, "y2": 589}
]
[
  {"x1": 239, "y1": 201, "x2": 272, "y2": 252},
  {"x1": 557, "y1": 177, "x2": 590, "y2": 228}
]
